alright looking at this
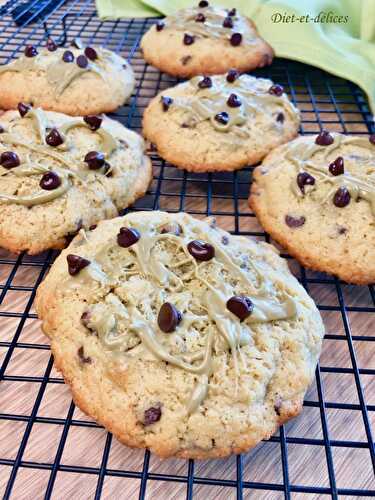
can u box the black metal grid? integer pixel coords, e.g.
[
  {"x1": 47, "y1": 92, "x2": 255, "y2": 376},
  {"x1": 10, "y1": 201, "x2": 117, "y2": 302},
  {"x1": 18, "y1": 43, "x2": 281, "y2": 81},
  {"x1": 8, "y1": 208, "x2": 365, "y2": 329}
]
[{"x1": 0, "y1": 1, "x2": 374, "y2": 499}]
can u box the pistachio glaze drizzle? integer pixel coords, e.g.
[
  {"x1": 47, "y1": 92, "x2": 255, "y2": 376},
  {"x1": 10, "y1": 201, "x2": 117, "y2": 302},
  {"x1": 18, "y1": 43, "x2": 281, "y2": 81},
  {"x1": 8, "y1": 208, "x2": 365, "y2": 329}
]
[
  {"x1": 0, "y1": 108, "x2": 119, "y2": 206},
  {"x1": 0, "y1": 47, "x2": 117, "y2": 96},
  {"x1": 288, "y1": 135, "x2": 375, "y2": 216},
  {"x1": 161, "y1": 5, "x2": 251, "y2": 41},
  {"x1": 168, "y1": 75, "x2": 299, "y2": 137},
  {"x1": 80, "y1": 217, "x2": 299, "y2": 415}
]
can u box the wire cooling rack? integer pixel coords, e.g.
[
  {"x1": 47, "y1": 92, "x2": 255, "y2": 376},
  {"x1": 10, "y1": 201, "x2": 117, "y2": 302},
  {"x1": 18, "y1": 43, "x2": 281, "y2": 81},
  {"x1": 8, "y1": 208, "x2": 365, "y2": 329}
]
[{"x1": 0, "y1": 1, "x2": 374, "y2": 499}]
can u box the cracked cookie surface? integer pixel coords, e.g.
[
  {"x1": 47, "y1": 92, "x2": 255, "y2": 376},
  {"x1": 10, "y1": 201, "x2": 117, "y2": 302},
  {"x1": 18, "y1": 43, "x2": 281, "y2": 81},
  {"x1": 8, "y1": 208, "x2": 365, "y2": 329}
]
[{"x1": 36, "y1": 211, "x2": 324, "y2": 459}]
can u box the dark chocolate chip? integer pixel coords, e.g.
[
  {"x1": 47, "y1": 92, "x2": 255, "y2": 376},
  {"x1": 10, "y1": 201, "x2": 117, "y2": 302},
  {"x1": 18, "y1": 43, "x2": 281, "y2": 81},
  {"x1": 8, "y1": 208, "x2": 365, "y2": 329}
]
[
  {"x1": 0, "y1": 151, "x2": 20, "y2": 169},
  {"x1": 89, "y1": 224, "x2": 97, "y2": 230},
  {"x1": 223, "y1": 16, "x2": 233, "y2": 28},
  {"x1": 83, "y1": 114, "x2": 102, "y2": 131},
  {"x1": 80, "y1": 310, "x2": 91, "y2": 327},
  {"x1": 161, "y1": 96, "x2": 173, "y2": 111},
  {"x1": 198, "y1": 76, "x2": 212, "y2": 89},
  {"x1": 77, "y1": 54, "x2": 88, "y2": 68},
  {"x1": 0, "y1": 126, "x2": 4, "y2": 133},
  {"x1": 67, "y1": 254, "x2": 90, "y2": 275},
  {"x1": 24, "y1": 45, "x2": 38, "y2": 57},
  {"x1": 183, "y1": 33, "x2": 195, "y2": 45},
  {"x1": 18, "y1": 102, "x2": 31, "y2": 117},
  {"x1": 39, "y1": 171, "x2": 61, "y2": 190},
  {"x1": 230, "y1": 33, "x2": 242, "y2": 46},
  {"x1": 226, "y1": 296, "x2": 254, "y2": 321},
  {"x1": 195, "y1": 12, "x2": 206, "y2": 22},
  {"x1": 159, "y1": 222, "x2": 182, "y2": 236},
  {"x1": 198, "y1": 0, "x2": 209, "y2": 7},
  {"x1": 269, "y1": 84, "x2": 284, "y2": 96},
  {"x1": 328, "y1": 156, "x2": 344, "y2": 176},
  {"x1": 333, "y1": 187, "x2": 351, "y2": 208},
  {"x1": 181, "y1": 55, "x2": 192, "y2": 65},
  {"x1": 156, "y1": 21, "x2": 165, "y2": 31},
  {"x1": 338, "y1": 225, "x2": 348, "y2": 235},
  {"x1": 214, "y1": 111, "x2": 229, "y2": 125},
  {"x1": 226, "y1": 69, "x2": 239, "y2": 83},
  {"x1": 227, "y1": 93, "x2": 241, "y2": 108},
  {"x1": 369, "y1": 134, "x2": 375, "y2": 145},
  {"x1": 221, "y1": 235, "x2": 229, "y2": 245},
  {"x1": 46, "y1": 39, "x2": 57, "y2": 52},
  {"x1": 228, "y1": 7, "x2": 236, "y2": 16},
  {"x1": 187, "y1": 240, "x2": 215, "y2": 261},
  {"x1": 84, "y1": 46, "x2": 98, "y2": 61},
  {"x1": 315, "y1": 130, "x2": 334, "y2": 146},
  {"x1": 285, "y1": 215, "x2": 306, "y2": 228},
  {"x1": 78, "y1": 346, "x2": 92, "y2": 364},
  {"x1": 276, "y1": 112, "x2": 284, "y2": 123},
  {"x1": 84, "y1": 151, "x2": 105, "y2": 170},
  {"x1": 117, "y1": 227, "x2": 140, "y2": 248},
  {"x1": 297, "y1": 172, "x2": 315, "y2": 194},
  {"x1": 62, "y1": 50, "x2": 74, "y2": 63},
  {"x1": 46, "y1": 128, "x2": 64, "y2": 147},
  {"x1": 158, "y1": 302, "x2": 182, "y2": 333},
  {"x1": 144, "y1": 406, "x2": 161, "y2": 426}
]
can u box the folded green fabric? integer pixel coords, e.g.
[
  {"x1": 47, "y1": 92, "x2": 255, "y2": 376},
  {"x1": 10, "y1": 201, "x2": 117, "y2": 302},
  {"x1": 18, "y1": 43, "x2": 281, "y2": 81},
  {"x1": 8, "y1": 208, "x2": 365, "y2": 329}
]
[{"x1": 96, "y1": 0, "x2": 375, "y2": 115}]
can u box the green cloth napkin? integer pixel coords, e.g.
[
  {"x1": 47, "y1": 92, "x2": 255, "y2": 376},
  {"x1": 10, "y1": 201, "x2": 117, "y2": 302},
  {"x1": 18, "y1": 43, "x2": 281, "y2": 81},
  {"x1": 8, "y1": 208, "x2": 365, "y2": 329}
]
[{"x1": 96, "y1": 0, "x2": 375, "y2": 114}]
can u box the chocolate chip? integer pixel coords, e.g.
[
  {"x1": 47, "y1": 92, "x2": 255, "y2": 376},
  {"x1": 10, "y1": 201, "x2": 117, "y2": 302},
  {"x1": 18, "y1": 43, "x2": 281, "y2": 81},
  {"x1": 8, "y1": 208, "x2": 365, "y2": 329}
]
[
  {"x1": 46, "y1": 128, "x2": 64, "y2": 147},
  {"x1": 297, "y1": 172, "x2": 315, "y2": 194},
  {"x1": 228, "y1": 8, "x2": 236, "y2": 16},
  {"x1": 195, "y1": 12, "x2": 206, "y2": 22},
  {"x1": 369, "y1": 134, "x2": 375, "y2": 145},
  {"x1": 39, "y1": 171, "x2": 61, "y2": 190},
  {"x1": 117, "y1": 227, "x2": 140, "y2": 248},
  {"x1": 158, "y1": 302, "x2": 182, "y2": 333},
  {"x1": 89, "y1": 224, "x2": 97, "y2": 230},
  {"x1": 0, "y1": 151, "x2": 20, "y2": 169},
  {"x1": 83, "y1": 114, "x2": 102, "y2": 131},
  {"x1": 183, "y1": 33, "x2": 195, "y2": 45},
  {"x1": 80, "y1": 310, "x2": 91, "y2": 327},
  {"x1": 78, "y1": 346, "x2": 92, "y2": 364},
  {"x1": 198, "y1": 76, "x2": 212, "y2": 89},
  {"x1": 338, "y1": 225, "x2": 347, "y2": 235},
  {"x1": 226, "y1": 69, "x2": 239, "y2": 83},
  {"x1": 156, "y1": 21, "x2": 165, "y2": 31},
  {"x1": 230, "y1": 33, "x2": 242, "y2": 46},
  {"x1": 276, "y1": 112, "x2": 284, "y2": 123},
  {"x1": 24, "y1": 45, "x2": 37, "y2": 57},
  {"x1": 84, "y1": 151, "x2": 105, "y2": 170},
  {"x1": 227, "y1": 93, "x2": 241, "y2": 108},
  {"x1": 84, "y1": 46, "x2": 98, "y2": 61},
  {"x1": 328, "y1": 156, "x2": 344, "y2": 176},
  {"x1": 67, "y1": 254, "x2": 90, "y2": 275},
  {"x1": 77, "y1": 54, "x2": 88, "y2": 68},
  {"x1": 181, "y1": 55, "x2": 192, "y2": 65},
  {"x1": 223, "y1": 16, "x2": 233, "y2": 28},
  {"x1": 161, "y1": 96, "x2": 173, "y2": 111},
  {"x1": 198, "y1": 0, "x2": 209, "y2": 6},
  {"x1": 187, "y1": 240, "x2": 215, "y2": 261},
  {"x1": 0, "y1": 126, "x2": 4, "y2": 134},
  {"x1": 222, "y1": 235, "x2": 229, "y2": 245},
  {"x1": 269, "y1": 84, "x2": 284, "y2": 96},
  {"x1": 18, "y1": 102, "x2": 31, "y2": 117},
  {"x1": 144, "y1": 406, "x2": 161, "y2": 426},
  {"x1": 46, "y1": 39, "x2": 57, "y2": 52},
  {"x1": 159, "y1": 222, "x2": 182, "y2": 235},
  {"x1": 214, "y1": 111, "x2": 229, "y2": 125},
  {"x1": 226, "y1": 296, "x2": 253, "y2": 321},
  {"x1": 315, "y1": 130, "x2": 334, "y2": 146},
  {"x1": 62, "y1": 50, "x2": 74, "y2": 63},
  {"x1": 285, "y1": 215, "x2": 306, "y2": 227},
  {"x1": 333, "y1": 187, "x2": 351, "y2": 207}
]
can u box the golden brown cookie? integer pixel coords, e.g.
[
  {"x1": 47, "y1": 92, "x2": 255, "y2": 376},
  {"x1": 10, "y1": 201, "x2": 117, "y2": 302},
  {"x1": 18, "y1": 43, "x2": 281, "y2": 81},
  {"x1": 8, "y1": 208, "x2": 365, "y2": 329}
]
[
  {"x1": 36, "y1": 211, "x2": 324, "y2": 459},
  {"x1": 140, "y1": 2, "x2": 273, "y2": 77},
  {"x1": 250, "y1": 132, "x2": 375, "y2": 284},
  {"x1": 143, "y1": 73, "x2": 300, "y2": 172}
]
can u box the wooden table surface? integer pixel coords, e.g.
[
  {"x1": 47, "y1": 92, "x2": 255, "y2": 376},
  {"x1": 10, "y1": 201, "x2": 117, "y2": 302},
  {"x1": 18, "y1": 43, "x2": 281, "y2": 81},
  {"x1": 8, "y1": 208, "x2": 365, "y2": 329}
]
[{"x1": 0, "y1": 9, "x2": 375, "y2": 500}]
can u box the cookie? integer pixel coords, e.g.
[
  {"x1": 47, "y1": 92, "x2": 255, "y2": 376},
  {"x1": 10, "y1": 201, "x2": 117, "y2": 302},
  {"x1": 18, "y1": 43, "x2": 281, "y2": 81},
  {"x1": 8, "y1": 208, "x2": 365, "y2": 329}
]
[
  {"x1": 249, "y1": 132, "x2": 375, "y2": 284},
  {"x1": 143, "y1": 73, "x2": 300, "y2": 172},
  {"x1": 36, "y1": 211, "x2": 324, "y2": 459},
  {"x1": 140, "y1": 2, "x2": 273, "y2": 77},
  {"x1": 0, "y1": 40, "x2": 135, "y2": 116},
  {"x1": 0, "y1": 106, "x2": 152, "y2": 254}
]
